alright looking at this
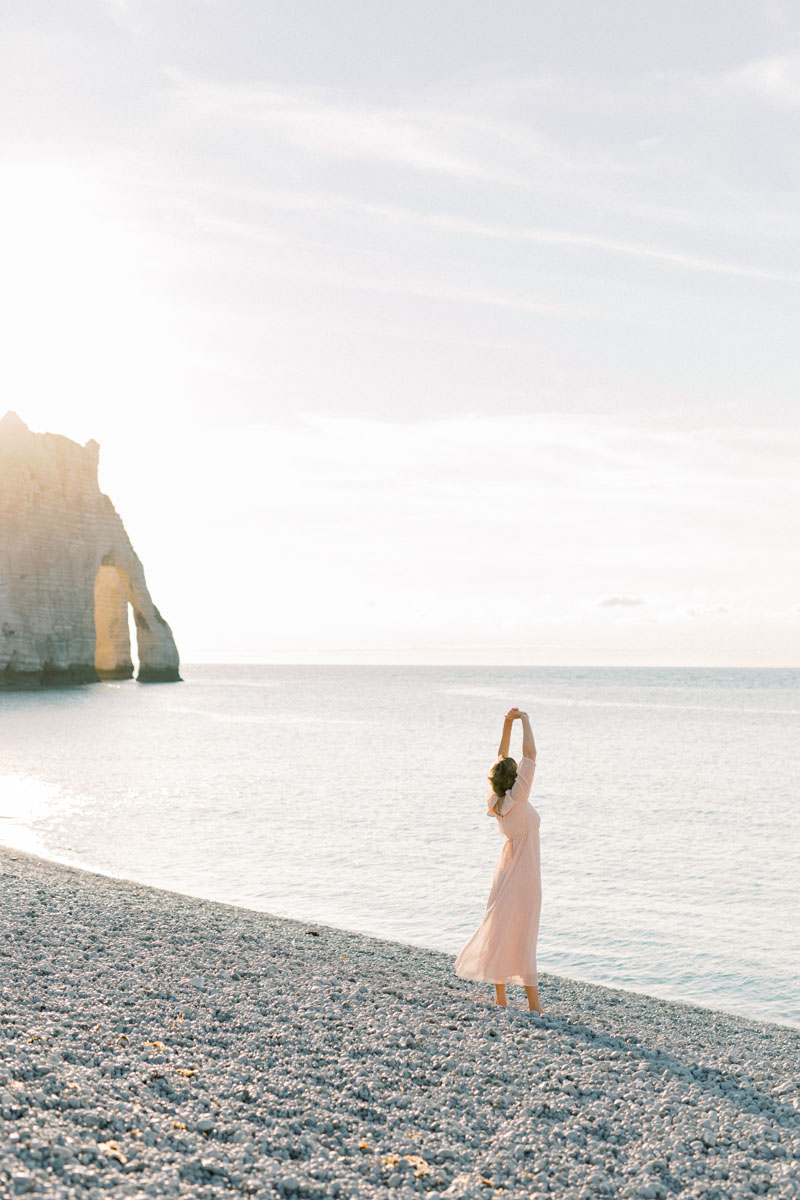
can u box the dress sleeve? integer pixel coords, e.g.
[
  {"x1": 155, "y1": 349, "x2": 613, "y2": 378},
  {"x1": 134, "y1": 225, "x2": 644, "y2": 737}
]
[
  {"x1": 504, "y1": 756, "x2": 536, "y2": 814},
  {"x1": 487, "y1": 791, "x2": 501, "y2": 817},
  {"x1": 486, "y1": 756, "x2": 536, "y2": 818}
]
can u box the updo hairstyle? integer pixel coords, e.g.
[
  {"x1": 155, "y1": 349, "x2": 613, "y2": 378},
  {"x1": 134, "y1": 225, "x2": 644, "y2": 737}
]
[{"x1": 488, "y1": 755, "x2": 517, "y2": 799}]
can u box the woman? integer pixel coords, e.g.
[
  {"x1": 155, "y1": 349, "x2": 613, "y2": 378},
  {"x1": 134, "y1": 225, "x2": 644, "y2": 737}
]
[{"x1": 454, "y1": 707, "x2": 542, "y2": 1013}]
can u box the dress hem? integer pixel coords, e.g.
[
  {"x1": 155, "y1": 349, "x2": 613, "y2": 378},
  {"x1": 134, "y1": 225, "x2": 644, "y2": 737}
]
[{"x1": 455, "y1": 969, "x2": 538, "y2": 987}]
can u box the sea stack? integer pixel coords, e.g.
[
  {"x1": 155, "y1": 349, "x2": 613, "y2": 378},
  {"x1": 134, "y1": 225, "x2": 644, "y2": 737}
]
[{"x1": 0, "y1": 412, "x2": 180, "y2": 687}]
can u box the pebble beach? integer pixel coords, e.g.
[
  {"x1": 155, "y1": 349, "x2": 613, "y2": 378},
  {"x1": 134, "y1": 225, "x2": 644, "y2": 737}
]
[{"x1": 1, "y1": 845, "x2": 798, "y2": 1200}]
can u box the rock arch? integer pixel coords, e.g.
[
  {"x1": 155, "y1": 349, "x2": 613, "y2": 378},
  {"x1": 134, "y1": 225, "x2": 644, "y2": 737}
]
[
  {"x1": 94, "y1": 563, "x2": 134, "y2": 680},
  {"x1": 0, "y1": 411, "x2": 180, "y2": 687}
]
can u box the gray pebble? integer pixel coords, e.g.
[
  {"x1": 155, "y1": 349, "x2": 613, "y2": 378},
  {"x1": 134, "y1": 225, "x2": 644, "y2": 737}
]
[{"x1": 2, "y1": 843, "x2": 799, "y2": 1200}]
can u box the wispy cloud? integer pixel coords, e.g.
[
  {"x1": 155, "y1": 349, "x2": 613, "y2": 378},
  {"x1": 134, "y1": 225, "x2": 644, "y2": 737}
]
[
  {"x1": 351, "y1": 200, "x2": 800, "y2": 285},
  {"x1": 599, "y1": 596, "x2": 646, "y2": 608},
  {"x1": 164, "y1": 72, "x2": 485, "y2": 178},
  {"x1": 160, "y1": 68, "x2": 671, "y2": 194},
  {"x1": 725, "y1": 53, "x2": 800, "y2": 108},
  {"x1": 153, "y1": 67, "x2": 800, "y2": 292}
]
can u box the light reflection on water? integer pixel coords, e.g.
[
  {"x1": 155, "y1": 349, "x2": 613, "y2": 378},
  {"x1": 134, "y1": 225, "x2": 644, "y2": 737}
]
[{"x1": 1, "y1": 664, "x2": 798, "y2": 1028}]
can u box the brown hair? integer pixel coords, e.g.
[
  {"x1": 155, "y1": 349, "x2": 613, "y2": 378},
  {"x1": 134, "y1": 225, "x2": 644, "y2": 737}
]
[{"x1": 488, "y1": 755, "x2": 517, "y2": 801}]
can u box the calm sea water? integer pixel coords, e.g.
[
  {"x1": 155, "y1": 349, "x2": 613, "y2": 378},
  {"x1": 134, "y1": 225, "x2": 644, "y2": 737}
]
[{"x1": 1, "y1": 665, "x2": 798, "y2": 1028}]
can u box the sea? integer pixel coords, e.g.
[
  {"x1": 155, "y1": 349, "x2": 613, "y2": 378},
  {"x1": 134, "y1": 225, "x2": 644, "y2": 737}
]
[{"x1": 1, "y1": 664, "x2": 798, "y2": 1028}]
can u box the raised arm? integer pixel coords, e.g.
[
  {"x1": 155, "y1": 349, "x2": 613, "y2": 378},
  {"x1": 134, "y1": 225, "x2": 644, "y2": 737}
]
[
  {"x1": 497, "y1": 712, "x2": 513, "y2": 758},
  {"x1": 519, "y1": 712, "x2": 536, "y2": 759},
  {"x1": 504, "y1": 707, "x2": 536, "y2": 759}
]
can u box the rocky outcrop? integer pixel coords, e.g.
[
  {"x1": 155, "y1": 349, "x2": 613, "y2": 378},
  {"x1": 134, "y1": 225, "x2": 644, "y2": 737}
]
[{"x1": 0, "y1": 412, "x2": 180, "y2": 687}]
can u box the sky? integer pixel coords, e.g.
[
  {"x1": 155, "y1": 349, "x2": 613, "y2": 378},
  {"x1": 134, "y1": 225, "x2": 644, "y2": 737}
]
[{"x1": 1, "y1": 0, "x2": 799, "y2": 665}]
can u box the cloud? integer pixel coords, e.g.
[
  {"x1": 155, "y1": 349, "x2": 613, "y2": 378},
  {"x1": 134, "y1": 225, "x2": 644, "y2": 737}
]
[
  {"x1": 687, "y1": 606, "x2": 731, "y2": 618},
  {"x1": 351, "y1": 201, "x2": 800, "y2": 285},
  {"x1": 725, "y1": 53, "x2": 800, "y2": 109},
  {"x1": 156, "y1": 68, "x2": 675, "y2": 198},
  {"x1": 93, "y1": 0, "x2": 150, "y2": 36},
  {"x1": 163, "y1": 72, "x2": 485, "y2": 178},
  {"x1": 599, "y1": 596, "x2": 646, "y2": 608}
]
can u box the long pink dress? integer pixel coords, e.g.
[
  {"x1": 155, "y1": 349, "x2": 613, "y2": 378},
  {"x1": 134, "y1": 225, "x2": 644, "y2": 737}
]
[{"x1": 454, "y1": 755, "x2": 541, "y2": 987}]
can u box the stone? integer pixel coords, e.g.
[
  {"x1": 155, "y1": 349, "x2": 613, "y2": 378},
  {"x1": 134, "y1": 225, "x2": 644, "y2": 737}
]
[{"x1": 0, "y1": 412, "x2": 180, "y2": 686}]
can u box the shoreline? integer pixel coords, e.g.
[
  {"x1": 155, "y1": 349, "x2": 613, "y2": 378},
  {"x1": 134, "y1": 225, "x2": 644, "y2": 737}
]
[
  {"x1": 2, "y1": 844, "x2": 799, "y2": 1199},
  {"x1": 3, "y1": 828, "x2": 795, "y2": 1036}
]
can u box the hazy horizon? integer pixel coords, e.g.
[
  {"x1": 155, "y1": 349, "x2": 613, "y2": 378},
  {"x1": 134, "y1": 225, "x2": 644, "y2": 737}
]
[
  {"x1": 3, "y1": 1, "x2": 799, "y2": 668},
  {"x1": 176, "y1": 660, "x2": 800, "y2": 670}
]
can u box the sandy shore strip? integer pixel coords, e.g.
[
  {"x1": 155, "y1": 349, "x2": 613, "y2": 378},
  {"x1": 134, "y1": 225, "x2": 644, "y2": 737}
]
[{"x1": 1, "y1": 845, "x2": 798, "y2": 1200}]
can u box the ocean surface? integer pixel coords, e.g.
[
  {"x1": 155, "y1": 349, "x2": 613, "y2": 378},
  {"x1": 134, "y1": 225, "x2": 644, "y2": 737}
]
[{"x1": 1, "y1": 664, "x2": 798, "y2": 1028}]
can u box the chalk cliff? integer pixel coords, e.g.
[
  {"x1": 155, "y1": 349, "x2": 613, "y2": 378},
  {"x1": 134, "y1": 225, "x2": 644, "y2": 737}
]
[{"x1": 0, "y1": 412, "x2": 180, "y2": 686}]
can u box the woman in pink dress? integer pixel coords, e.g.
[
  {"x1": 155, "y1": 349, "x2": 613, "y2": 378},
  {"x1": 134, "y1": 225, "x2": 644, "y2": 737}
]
[{"x1": 455, "y1": 707, "x2": 542, "y2": 1013}]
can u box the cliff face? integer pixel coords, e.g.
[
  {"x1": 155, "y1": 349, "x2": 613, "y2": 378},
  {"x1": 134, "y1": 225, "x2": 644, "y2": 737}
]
[{"x1": 0, "y1": 412, "x2": 180, "y2": 686}]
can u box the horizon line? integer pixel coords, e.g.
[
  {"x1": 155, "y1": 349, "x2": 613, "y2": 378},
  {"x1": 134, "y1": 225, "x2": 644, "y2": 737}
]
[{"x1": 176, "y1": 660, "x2": 800, "y2": 670}]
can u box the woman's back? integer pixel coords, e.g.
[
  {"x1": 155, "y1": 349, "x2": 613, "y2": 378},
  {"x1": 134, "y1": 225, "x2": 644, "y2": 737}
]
[{"x1": 490, "y1": 754, "x2": 539, "y2": 839}]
